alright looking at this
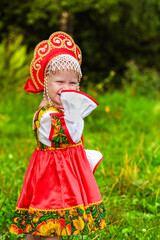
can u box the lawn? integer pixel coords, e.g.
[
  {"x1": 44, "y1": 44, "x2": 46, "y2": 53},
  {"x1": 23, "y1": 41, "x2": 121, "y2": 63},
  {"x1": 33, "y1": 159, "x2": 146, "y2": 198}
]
[{"x1": 0, "y1": 88, "x2": 160, "y2": 239}]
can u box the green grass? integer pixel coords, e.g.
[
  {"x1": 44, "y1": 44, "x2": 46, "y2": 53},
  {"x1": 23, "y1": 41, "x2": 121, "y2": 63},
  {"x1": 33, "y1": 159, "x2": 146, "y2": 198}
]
[{"x1": 1, "y1": 88, "x2": 160, "y2": 239}]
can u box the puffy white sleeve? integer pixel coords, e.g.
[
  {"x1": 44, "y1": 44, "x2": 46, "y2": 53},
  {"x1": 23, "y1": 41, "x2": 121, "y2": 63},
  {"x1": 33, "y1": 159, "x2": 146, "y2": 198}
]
[
  {"x1": 38, "y1": 110, "x2": 56, "y2": 147},
  {"x1": 61, "y1": 90, "x2": 98, "y2": 144},
  {"x1": 85, "y1": 150, "x2": 103, "y2": 174}
]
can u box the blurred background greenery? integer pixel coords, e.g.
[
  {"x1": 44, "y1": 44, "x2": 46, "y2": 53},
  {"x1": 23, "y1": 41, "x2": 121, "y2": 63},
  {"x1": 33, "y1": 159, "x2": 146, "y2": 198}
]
[
  {"x1": 1, "y1": 0, "x2": 160, "y2": 239},
  {"x1": 1, "y1": 0, "x2": 160, "y2": 94}
]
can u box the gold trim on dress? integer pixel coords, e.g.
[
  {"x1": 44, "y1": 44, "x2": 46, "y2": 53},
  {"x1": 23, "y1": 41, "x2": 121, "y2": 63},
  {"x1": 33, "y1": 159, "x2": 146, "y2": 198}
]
[
  {"x1": 37, "y1": 141, "x2": 82, "y2": 151},
  {"x1": 15, "y1": 200, "x2": 103, "y2": 212}
]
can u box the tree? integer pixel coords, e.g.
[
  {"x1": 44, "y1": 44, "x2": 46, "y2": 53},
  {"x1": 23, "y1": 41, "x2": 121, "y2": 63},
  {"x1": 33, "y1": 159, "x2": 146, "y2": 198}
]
[{"x1": 1, "y1": 0, "x2": 160, "y2": 87}]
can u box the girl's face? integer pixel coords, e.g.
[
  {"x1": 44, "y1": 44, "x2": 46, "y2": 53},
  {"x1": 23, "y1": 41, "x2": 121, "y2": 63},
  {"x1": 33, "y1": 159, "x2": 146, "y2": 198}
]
[{"x1": 46, "y1": 70, "x2": 79, "y2": 107}]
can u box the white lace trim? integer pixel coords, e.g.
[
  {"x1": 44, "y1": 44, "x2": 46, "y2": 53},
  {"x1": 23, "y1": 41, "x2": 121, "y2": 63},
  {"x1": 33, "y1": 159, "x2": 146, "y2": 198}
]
[{"x1": 45, "y1": 54, "x2": 82, "y2": 78}]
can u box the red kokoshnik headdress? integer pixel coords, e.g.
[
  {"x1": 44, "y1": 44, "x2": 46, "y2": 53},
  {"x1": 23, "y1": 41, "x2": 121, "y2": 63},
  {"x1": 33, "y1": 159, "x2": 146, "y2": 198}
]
[{"x1": 24, "y1": 31, "x2": 82, "y2": 93}]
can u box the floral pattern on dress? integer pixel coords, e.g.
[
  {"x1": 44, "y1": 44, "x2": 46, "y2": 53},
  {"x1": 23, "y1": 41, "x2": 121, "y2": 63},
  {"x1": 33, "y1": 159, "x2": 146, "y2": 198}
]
[
  {"x1": 33, "y1": 105, "x2": 60, "y2": 144},
  {"x1": 49, "y1": 114, "x2": 70, "y2": 148},
  {"x1": 10, "y1": 201, "x2": 107, "y2": 236},
  {"x1": 33, "y1": 105, "x2": 73, "y2": 149}
]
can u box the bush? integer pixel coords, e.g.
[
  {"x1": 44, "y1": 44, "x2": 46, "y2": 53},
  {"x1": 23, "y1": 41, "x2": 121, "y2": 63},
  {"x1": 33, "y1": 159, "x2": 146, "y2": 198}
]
[
  {"x1": 0, "y1": 34, "x2": 31, "y2": 93},
  {"x1": 124, "y1": 60, "x2": 160, "y2": 99}
]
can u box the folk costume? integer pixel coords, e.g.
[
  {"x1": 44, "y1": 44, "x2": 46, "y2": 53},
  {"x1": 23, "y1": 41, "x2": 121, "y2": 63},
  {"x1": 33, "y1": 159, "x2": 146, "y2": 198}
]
[{"x1": 10, "y1": 32, "x2": 107, "y2": 237}]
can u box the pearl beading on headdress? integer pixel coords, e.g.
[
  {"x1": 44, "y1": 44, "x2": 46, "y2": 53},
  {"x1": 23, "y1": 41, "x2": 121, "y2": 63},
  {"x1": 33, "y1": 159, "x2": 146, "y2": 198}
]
[
  {"x1": 45, "y1": 54, "x2": 82, "y2": 79},
  {"x1": 43, "y1": 76, "x2": 54, "y2": 105}
]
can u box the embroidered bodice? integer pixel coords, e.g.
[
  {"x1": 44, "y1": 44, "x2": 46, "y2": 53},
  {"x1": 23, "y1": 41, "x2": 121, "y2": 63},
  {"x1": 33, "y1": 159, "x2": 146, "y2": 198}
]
[
  {"x1": 32, "y1": 90, "x2": 103, "y2": 172},
  {"x1": 33, "y1": 105, "x2": 78, "y2": 150}
]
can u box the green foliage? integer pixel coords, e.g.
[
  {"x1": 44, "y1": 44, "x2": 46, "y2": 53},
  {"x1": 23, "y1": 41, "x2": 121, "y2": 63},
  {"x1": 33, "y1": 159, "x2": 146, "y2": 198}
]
[
  {"x1": 95, "y1": 70, "x2": 116, "y2": 92},
  {"x1": 73, "y1": 0, "x2": 160, "y2": 84},
  {"x1": 0, "y1": 35, "x2": 31, "y2": 92},
  {"x1": 1, "y1": 0, "x2": 160, "y2": 86},
  {"x1": 85, "y1": 60, "x2": 160, "y2": 101},
  {"x1": 124, "y1": 61, "x2": 160, "y2": 99}
]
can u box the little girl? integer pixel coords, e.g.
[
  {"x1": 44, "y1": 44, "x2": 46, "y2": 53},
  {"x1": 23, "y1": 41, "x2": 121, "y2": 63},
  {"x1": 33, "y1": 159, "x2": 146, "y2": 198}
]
[{"x1": 10, "y1": 31, "x2": 107, "y2": 239}]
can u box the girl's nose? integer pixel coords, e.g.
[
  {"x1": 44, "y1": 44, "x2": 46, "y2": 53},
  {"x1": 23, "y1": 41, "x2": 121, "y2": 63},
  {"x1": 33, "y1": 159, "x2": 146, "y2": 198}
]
[{"x1": 62, "y1": 84, "x2": 70, "y2": 90}]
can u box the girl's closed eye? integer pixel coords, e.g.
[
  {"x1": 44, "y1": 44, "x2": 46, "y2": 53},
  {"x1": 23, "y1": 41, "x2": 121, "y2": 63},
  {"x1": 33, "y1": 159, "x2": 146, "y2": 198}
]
[
  {"x1": 56, "y1": 81, "x2": 63, "y2": 84},
  {"x1": 70, "y1": 81, "x2": 77, "y2": 85}
]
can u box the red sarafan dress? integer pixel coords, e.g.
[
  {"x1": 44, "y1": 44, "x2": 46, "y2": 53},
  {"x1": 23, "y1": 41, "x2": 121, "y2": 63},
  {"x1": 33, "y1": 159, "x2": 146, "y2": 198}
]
[{"x1": 10, "y1": 90, "x2": 107, "y2": 237}]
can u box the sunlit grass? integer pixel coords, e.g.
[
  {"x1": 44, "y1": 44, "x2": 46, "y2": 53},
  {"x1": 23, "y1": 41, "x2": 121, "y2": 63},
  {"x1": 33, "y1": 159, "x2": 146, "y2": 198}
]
[{"x1": 1, "y1": 88, "x2": 160, "y2": 239}]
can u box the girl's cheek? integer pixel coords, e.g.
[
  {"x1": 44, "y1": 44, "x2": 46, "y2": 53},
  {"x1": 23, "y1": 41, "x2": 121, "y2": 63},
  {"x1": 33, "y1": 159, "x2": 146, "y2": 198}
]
[{"x1": 71, "y1": 84, "x2": 78, "y2": 90}]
